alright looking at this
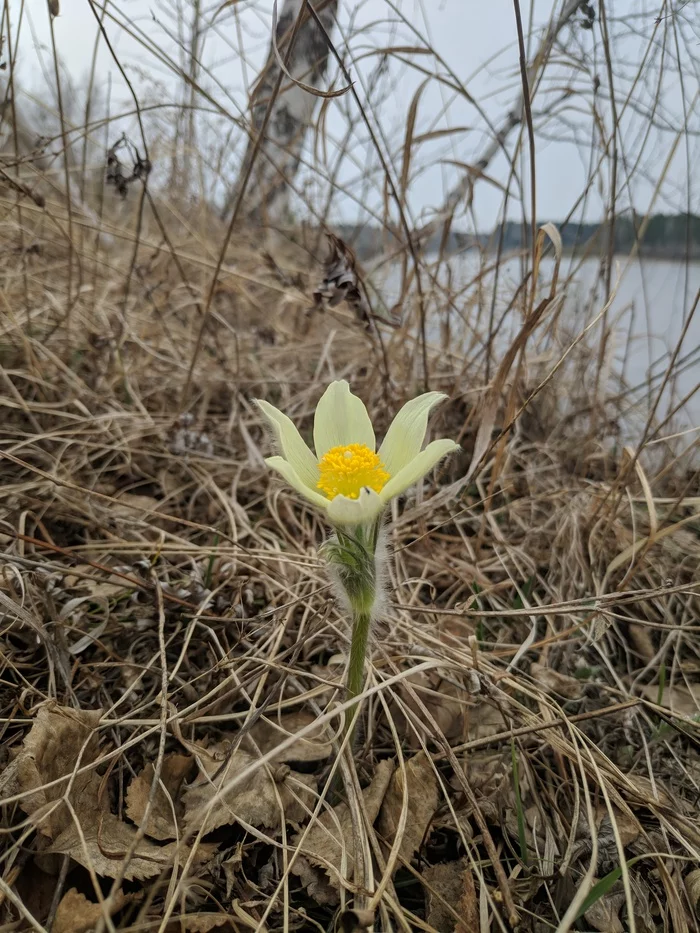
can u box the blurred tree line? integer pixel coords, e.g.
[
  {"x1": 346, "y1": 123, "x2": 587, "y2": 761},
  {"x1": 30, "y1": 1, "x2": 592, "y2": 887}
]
[{"x1": 335, "y1": 213, "x2": 700, "y2": 260}]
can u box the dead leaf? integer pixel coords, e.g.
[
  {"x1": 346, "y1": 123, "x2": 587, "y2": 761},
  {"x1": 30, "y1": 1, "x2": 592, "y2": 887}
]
[
  {"x1": 457, "y1": 750, "x2": 515, "y2": 827},
  {"x1": 377, "y1": 752, "x2": 438, "y2": 863},
  {"x1": 684, "y1": 868, "x2": 700, "y2": 916},
  {"x1": 46, "y1": 811, "x2": 213, "y2": 881},
  {"x1": 243, "y1": 711, "x2": 332, "y2": 763},
  {"x1": 455, "y1": 865, "x2": 479, "y2": 933},
  {"x1": 423, "y1": 858, "x2": 477, "y2": 933},
  {"x1": 0, "y1": 703, "x2": 213, "y2": 882},
  {"x1": 465, "y1": 700, "x2": 505, "y2": 741},
  {"x1": 0, "y1": 702, "x2": 102, "y2": 839},
  {"x1": 594, "y1": 803, "x2": 640, "y2": 848},
  {"x1": 292, "y1": 758, "x2": 394, "y2": 906},
  {"x1": 126, "y1": 754, "x2": 193, "y2": 840},
  {"x1": 628, "y1": 624, "x2": 655, "y2": 662},
  {"x1": 623, "y1": 773, "x2": 675, "y2": 810},
  {"x1": 313, "y1": 233, "x2": 373, "y2": 328},
  {"x1": 168, "y1": 914, "x2": 235, "y2": 932},
  {"x1": 62, "y1": 563, "x2": 131, "y2": 599},
  {"x1": 182, "y1": 742, "x2": 316, "y2": 835},
  {"x1": 584, "y1": 887, "x2": 625, "y2": 933},
  {"x1": 111, "y1": 493, "x2": 162, "y2": 521},
  {"x1": 530, "y1": 662, "x2": 583, "y2": 699},
  {"x1": 640, "y1": 683, "x2": 700, "y2": 720},
  {"x1": 53, "y1": 888, "x2": 127, "y2": 933},
  {"x1": 392, "y1": 669, "x2": 466, "y2": 746}
]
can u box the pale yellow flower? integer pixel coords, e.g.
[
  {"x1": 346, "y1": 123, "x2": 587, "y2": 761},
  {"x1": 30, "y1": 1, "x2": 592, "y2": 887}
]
[{"x1": 257, "y1": 380, "x2": 458, "y2": 525}]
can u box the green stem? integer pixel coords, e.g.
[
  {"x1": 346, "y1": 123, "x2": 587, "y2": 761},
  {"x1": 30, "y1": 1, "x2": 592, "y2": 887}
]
[
  {"x1": 345, "y1": 605, "x2": 372, "y2": 736},
  {"x1": 323, "y1": 522, "x2": 382, "y2": 745}
]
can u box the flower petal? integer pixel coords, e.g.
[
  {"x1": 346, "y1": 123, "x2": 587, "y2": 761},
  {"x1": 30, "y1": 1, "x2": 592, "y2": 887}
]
[
  {"x1": 256, "y1": 400, "x2": 319, "y2": 489},
  {"x1": 265, "y1": 456, "x2": 330, "y2": 509},
  {"x1": 380, "y1": 438, "x2": 459, "y2": 502},
  {"x1": 313, "y1": 380, "x2": 375, "y2": 458},
  {"x1": 378, "y1": 392, "x2": 448, "y2": 477},
  {"x1": 327, "y1": 487, "x2": 384, "y2": 525}
]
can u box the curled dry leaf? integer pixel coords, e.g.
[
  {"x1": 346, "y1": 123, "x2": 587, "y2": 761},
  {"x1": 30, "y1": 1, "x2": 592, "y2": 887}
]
[
  {"x1": 423, "y1": 857, "x2": 478, "y2": 933},
  {"x1": 530, "y1": 662, "x2": 583, "y2": 699},
  {"x1": 126, "y1": 754, "x2": 193, "y2": 840},
  {"x1": 0, "y1": 702, "x2": 213, "y2": 881},
  {"x1": 183, "y1": 742, "x2": 316, "y2": 835},
  {"x1": 685, "y1": 868, "x2": 700, "y2": 916},
  {"x1": 0, "y1": 702, "x2": 102, "y2": 839},
  {"x1": 584, "y1": 887, "x2": 626, "y2": 933},
  {"x1": 46, "y1": 807, "x2": 213, "y2": 881},
  {"x1": 313, "y1": 232, "x2": 372, "y2": 328},
  {"x1": 594, "y1": 802, "x2": 640, "y2": 848},
  {"x1": 377, "y1": 752, "x2": 439, "y2": 863},
  {"x1": 292, "y1": 758, "x2": 394, "y2": 906},
  {"x1": 242, "y1": 710, "x2": 332, "y2": 763},
  {"x1": 53, "y1": 887, "x2": 128, "y2": 933}
]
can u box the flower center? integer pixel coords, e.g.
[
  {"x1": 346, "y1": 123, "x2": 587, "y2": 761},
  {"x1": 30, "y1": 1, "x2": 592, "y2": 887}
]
[{"x1": 316, "y1": 443, "x2": 390, "y2": 500}]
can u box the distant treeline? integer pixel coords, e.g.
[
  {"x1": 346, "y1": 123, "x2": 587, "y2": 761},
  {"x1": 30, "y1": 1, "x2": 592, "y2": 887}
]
[{"x1": 336, "y1": 213, "x2": 700, "y2": 261}]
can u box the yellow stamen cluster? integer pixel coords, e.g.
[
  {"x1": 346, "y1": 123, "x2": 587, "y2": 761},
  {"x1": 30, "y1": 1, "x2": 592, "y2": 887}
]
[{"x1": 317, "y1": 443, "x2": 390, "y2": 500}]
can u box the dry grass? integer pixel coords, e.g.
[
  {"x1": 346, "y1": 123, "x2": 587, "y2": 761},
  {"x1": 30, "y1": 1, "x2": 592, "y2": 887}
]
[{"x1": 2, "y1": 2, "x2": 700, "y2": 931}]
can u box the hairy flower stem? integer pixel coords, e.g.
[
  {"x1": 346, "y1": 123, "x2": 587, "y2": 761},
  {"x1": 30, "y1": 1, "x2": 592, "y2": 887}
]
[
  {"x1": 323, "y1": 521, "x2": 382, "y2": 744},
  {"x1": 345, "y1": 605, "x2": 372, "y2": 736}
]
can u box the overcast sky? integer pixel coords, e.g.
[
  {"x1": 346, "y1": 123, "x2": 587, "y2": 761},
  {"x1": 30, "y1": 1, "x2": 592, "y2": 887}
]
[{"x1": 16, "y1": 0, "x2": 700, "y2": 228}]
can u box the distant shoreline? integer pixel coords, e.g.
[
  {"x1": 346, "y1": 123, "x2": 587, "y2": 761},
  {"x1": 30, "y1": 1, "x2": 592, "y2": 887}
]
[{"x1": 334, "y1": 213, "x2": 700, "y2": 263}]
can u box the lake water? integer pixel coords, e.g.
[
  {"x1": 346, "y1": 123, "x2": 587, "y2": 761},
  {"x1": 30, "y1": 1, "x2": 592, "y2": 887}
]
[{"x1": 380, "y1": 253, "x2": 700, "y2": 447}]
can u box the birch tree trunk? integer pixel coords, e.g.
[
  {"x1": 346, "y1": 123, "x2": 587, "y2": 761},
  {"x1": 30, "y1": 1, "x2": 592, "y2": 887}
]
[{"x1": 222, "y1": 0, "x2": 338, "y2": 222}]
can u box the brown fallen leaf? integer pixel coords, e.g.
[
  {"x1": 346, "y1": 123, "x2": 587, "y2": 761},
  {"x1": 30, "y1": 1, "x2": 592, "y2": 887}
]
[
  {"x1": 182, "y1": 742, "x2": 316, "y2": 835},
  {"x1": 624, "y1": 773, "x2": 675, "y2": 810},
  {"x1": 640, "y1": 683, "x2": 700, "y2": 720},
  {"x1": 242, "y1": 711, "x2": 332, "y2": 763},
  {"x1": 292, "y1": 758, "x2": 394, "y2": 906},
  {"x1": 0, "y1": 702, "x2": 214, "y2": 882},
  {"x1": 377, "y1": 752, "x2": 439, "y2": 863},
  {"x1": 111, "y1": 493, "x2": 163, "y2": 521},
  {"x1": 0, "y1": 702, "x2": 102, "y2": 839},
  {"x1": 126, "y1": 754, "x2": 193, "y2": 840},
  {"x1": 166, "y1": 913, "x2": 235, "y2": 932},
  {"x1": 584, "y1": 886, "x2": 625, "y2": 933},
  {"x1": 53, "y1": 888, "x2": 128, "y2": 933},
  {"x1": 628, "y1": 624, "x2": 655, "y2": 662},
  {"x1": 465, "y1": 700, "x2": 505, "y2": 741},
  {"x1": 423, "y1": 858, "x2": 477, "y2": 933},
  {"x1": 530, "y1": 662, "x2": 583, "y2": 699},
  {"x1": 685, "y1": 868, "x2": 700, "y2": 916},
  {"x1": 455, "y1": 749, "x2": 515, "y2": 828},
  {"x1": 392, "y1": 668, "x2": 466, "y2": 746},
  {"x1": 46, "y1": 810, "x2": 214, "y2": 881},
  {"x1": 594, "y1": 802, "x2": 640, "y2": 848}
]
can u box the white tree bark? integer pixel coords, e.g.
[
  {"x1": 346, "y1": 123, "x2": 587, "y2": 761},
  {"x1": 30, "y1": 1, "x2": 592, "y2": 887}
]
[{"x1": 222, "y1": 0, "x2": 339, "y2": 222}]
